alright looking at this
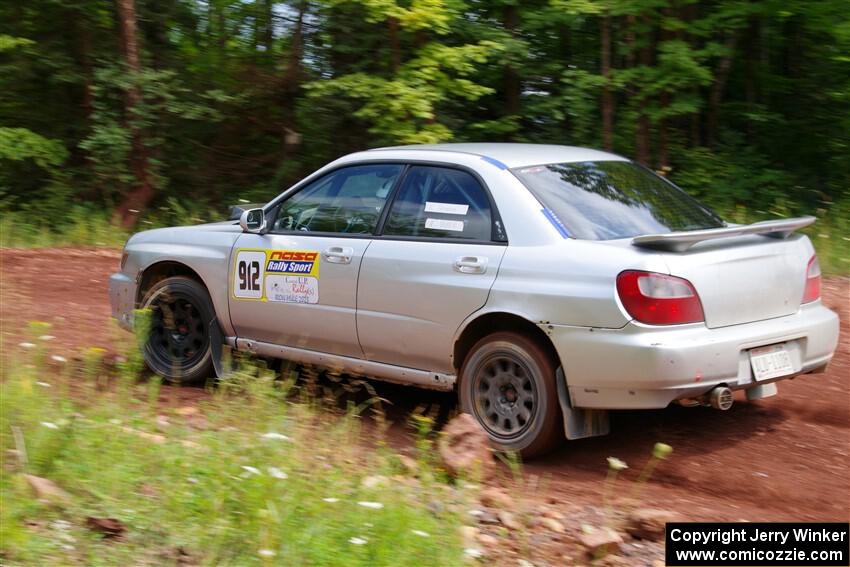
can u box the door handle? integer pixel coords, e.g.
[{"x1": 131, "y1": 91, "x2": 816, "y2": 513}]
[
  {"x1": 323, "y1": 246, "x2": 354, "y2": 264},
  {"x1": 453, "y1": 256, "x2": 488, "y2": 274}
]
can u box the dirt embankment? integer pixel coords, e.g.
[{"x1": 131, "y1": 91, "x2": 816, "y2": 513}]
[{"x1": 1, "y1": 247, "x2": 848, "y2": 523}]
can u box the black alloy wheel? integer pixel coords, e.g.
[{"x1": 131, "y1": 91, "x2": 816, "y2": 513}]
[{"x1": 141, "y1": 276, "x2": 215, "y2": 384}]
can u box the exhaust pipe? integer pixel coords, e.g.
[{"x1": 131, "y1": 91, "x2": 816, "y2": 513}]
[{"x1": 708, "y1": 386, "x2": 734, "y2": 410}]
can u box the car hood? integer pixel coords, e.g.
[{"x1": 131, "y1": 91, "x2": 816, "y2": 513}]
[{"x1": 127, "y1": 221, "x2": 242, "y2": 245}]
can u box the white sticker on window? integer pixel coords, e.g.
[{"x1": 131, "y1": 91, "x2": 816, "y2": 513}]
[
  {"x1": 265, "y1": 275, "x2": 319, "y2": 304},
  {"x1": 425, "y1": 201, "x2": 469, "y2": 215},
  {"x1": 425, "y1": 218, "x2": 464, "y2": 232}
]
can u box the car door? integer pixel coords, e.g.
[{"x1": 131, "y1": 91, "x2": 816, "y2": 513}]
[
  {"x1": 356, "y1": 164, "x2": 507, "y2": 373},
  {"x1": 229, "y1": 163, "x2": 404, "y2": 358}
]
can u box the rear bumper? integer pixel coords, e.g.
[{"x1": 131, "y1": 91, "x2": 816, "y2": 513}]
[
  {"x1": 547, "y1": 301, "x2": 840, "y2": 409},
  {"x1": 109, "y1": 272, "x2": 137, "y2": 331}
]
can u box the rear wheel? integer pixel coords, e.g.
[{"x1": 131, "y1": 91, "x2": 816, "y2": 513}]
[
  {"x1": 459, "y1": 332, "x2": 562, "y2": 458},
  {"x1": 141, "y1": 276, "x2": 214, "y2": 384}
]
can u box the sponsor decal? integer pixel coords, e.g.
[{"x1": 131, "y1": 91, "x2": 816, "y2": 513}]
[
  {"x1": 232, "y1": 249, "x2": 320, "y2": 302},
  {"x1": 266, "y1": 275, "x2": 318, "y2": 304},
  {"x1": 265, "y1": 250, "x2": 319, "y2": 277}
]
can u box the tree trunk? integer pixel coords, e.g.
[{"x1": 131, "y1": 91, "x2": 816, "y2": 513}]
[
  {"x1": 503, "y1": 4, "x2": 520, "y2": 124},
  {"x1": 114, "y1": 0, "x2": 154, "y2": 228},
  {"x1": 600, "y1": 15, "x2": 614, "y2": 151},
  {"x1": 218, "y1": 2, "x2": 227, "y2": 50},
  {"x1": 264, "y1": 0, "x2": 274, "y2": 52},
  {"x1": 635, "y1": 17, "x2": 653, "y2": 165},
  {"x1": 636, "y1": 113, "x2": 650, "y2": 164},
  {"x1": 745, "y1": 18, "x2": 758, "y2": 141},
  {"x1": 388, "y1": 17, "x2": 400, "y2": 73},
  {"x1": 683, "y1": 2, "x2": 701, "y2": 146},
  {"x1": 657, "y1": 91, "x2": 669, "y2": 169},
  {"x1": 690, "y1": 95, "x2": 701, "y2": 146},
  {"x1": 77, "y1": 17, "x2": 94, "y2": 118},
  {"x1": 280, "y1": 1, "x2": 306, "y2": 163},
  {"x1": 558, "y1": 23, "x2": 571, "y2": 135},
  {"x1": 656, "y1": 6, "x2": 675, "y2": 168},
  {"x1": 706, "y1": 34, "x2": 738, "y2": 148}
]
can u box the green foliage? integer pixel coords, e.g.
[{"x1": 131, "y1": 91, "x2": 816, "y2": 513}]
[
  {"x1": 0, "y1": 128, "x2": 68, "y2": 171},
  {"x1": 561, "y1": 69, "x2": 608, "y2": 143},
  {"x1": 1, "y1": 348, "x2": 468, "y2": 565},
  {"x1": 0, "y1": 0, "x2": 846, "y2": 271},
  {"x1": 309, "y1": 0, "x2": 499, "y2": 145},
  {"x1": 0, "y1": 34, "x2": 34, "y2": 52}
]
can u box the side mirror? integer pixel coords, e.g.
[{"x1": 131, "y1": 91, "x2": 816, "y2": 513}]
[{"x1": 240, "y1": 208, "x2": 267, "y2": 233}]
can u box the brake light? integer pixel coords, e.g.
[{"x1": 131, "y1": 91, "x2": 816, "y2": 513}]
[
  {"x1": 802, "y1": 255, "x2": 821, "y2": 303},
  {"x1": 616, "y1": 270, "x2": 705, "y2": 325}
]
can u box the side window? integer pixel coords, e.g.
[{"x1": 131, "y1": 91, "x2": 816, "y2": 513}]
[
  {"x1": 383, "y1": 166, "x2": 493, "y2": 240},
  {"x1": 273, "y1": 164, "x2": 403, "y2": 234}
]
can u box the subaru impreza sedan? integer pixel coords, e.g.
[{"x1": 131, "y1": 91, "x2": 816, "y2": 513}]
[{"x1": 110, "y1": 143, "x2": 840, "y2": 456}]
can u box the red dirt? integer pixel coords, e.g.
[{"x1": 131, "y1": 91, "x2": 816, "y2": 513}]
[{"x1": 1, "y1": 247, "x2": 848, "y2": 522}]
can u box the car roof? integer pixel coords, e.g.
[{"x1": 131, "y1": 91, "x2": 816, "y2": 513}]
[{"x1": 367, "y1": 143, "x2": 628, "y2": 169}]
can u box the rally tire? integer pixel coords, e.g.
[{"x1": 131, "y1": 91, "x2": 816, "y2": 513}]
[
  {"x1": 459, "y1": 331, "x2": 562, "y2": 458},
  {"x1": 141, "y1": 276, "x2": 215, "y2": 384}
]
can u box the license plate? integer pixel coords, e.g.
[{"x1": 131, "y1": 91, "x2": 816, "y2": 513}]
[{"x1": 748, "y1": 343, "x2": 794, "y2": 381}]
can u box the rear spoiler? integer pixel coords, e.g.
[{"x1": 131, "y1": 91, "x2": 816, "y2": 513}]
[{"x1": 632, "y1": 216, "x2": 816, "y2": 252}]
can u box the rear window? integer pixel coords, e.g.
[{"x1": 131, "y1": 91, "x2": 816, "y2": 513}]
[{"x1": 512, "y1": 161, "x2": 724, "y2": 240}]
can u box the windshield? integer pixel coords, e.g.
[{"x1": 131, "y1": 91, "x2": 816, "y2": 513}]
[{"x1": 512, "y1": 161, "x2": 724, "y2": 240}]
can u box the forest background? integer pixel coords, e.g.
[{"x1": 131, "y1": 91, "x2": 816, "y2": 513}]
[{"x1": 1, "y1": 0, "x2": 847, "y2": 270}]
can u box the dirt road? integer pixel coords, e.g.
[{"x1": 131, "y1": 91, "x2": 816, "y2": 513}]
[{"x1": 1, "y1": 247, "x2": 847, "y2": 522}]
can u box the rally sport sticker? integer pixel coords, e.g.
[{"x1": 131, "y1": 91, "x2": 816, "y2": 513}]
[{"x1": 232, "y1": 249, "x2": 319, "y2": 304}]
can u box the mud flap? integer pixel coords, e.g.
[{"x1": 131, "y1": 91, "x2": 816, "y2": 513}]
[
  {"x1": 209, "y1": 318, "x2": 226, "y2": 378},
  {"x1": 556, "y1": 367, "x2": 610, "y2": 440}
]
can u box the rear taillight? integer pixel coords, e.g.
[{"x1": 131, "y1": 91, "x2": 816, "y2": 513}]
[
  {"x1": 802, "y1": 255, "x2": 821, "y2": 303},
  {"x1": 616, "y1": 270, "x2": 705, "y2": 325}
]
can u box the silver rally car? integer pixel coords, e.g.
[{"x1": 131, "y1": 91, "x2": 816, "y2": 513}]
[{"x1": 110, "y1": 143, "x2": 840, "y2": 456}]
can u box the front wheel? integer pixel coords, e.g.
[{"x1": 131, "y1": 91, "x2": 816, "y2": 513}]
[
  {"x1": 141, "y1": 276, "x2": 215, "y2": 384},
  {"x1": 459, "y1": 332, "x2": 562, "y2": 458}
]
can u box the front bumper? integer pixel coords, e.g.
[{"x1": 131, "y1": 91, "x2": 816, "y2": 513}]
[
  {"x1": 109, "y1": 271, "x2": 137, "y2": 331},
  {"x1": 547, "y1": 301, "x2": 840, "y2": 409}
]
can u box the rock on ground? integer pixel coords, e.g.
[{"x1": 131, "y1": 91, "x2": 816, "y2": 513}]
[
  {"x1": 498, "y1": 509, "x2": 522, "y2": 531},
  {"x1": 438, "y1": 413, "x2": 494, "y2": 479},
  {"x1": 395, "y1": 454, "x2": 419, "y2": 476},
  {"x1": 459, "y1": 525, "x2": 480, "y2": 547},
  {"x1": 24, "y1": 474, "x2": 70, "y2": 504},
  {"x1": 479, "y1": 486, "x2": 512, "y2": 508},
  {"x1": 579, "y1": 527, "x2": 624, "y2": 558},
  {"x1": 86, "y1": 516, "x2": 126, "y2": 539},
  {"x1": 626, "y1": 508, "x2": 679, "y2": 541},
  {"x1": 540, "y1": 517, "x2": 566, "y2": 533}
]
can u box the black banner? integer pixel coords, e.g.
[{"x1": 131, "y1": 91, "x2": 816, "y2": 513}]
[{"x1": 665, "y1": 522, "x2": 849, "y2": 566}]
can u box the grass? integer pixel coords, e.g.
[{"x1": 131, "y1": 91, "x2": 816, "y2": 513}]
[
  {"x1": 0, "y1": 335, "x2": 470, "y2": 566},
  {"x1": 0, "y1": 199, "x2": 222, "y2": 249},
  {"x1": 0, "y1": 210, "x2": 129, "y2": 248}
]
